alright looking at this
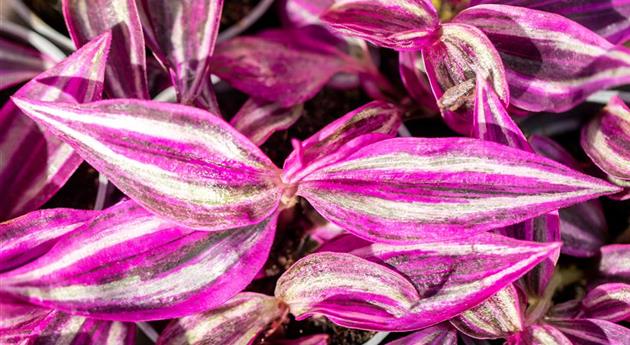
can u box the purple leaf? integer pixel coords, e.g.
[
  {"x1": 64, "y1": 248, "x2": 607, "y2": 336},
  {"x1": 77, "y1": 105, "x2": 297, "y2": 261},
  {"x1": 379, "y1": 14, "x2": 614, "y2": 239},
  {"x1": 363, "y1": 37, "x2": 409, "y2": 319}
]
[
  {"x1": 297, "y1": 137, "x2": 619, "y2": 243},
  {"x1": 283, "y1": 101, "x2": 402, "y2": 183},
  {"x1": 513, "y1": 324, "x2": 572, "y2": 345},
  {"x1": 600, "y1": 245, "x2": 630, "y2": 280},
  {"x1": 278, "y1": 233, "x2": 560, "y2": 331},
  {"x1": 62, "y1": 0, "x2": 148, "y2": 99},
  {"x1": 0, "y1": 32, "x2": 111, "y2": 220},
  {"x1": 582, "y1": 283, "x2": 630, "y2": 323},
  {"x1": 138, "y1": 0, "x2": 223, "y2": 104},
  {"x1": 279, "y1": 0, "x2": 334, "y2": 27},
  {"x1": 157, "y1": 292, "x2": 286, "y2": 345},
  {"x1": 0, "y1": 201, "x2": 276, "y2": 321},
  {"x1": 0, "y1": 294, "x2": 51, "y2": 335},
  {"x1": 0, "y1": 208, "x2": 97, "y2": 273},
  {"x1": 11, "y1": 98, "x2": 282, "y2": 230},
  {"x1": 454, "y1": 4, "x2": 630, "y2": 113},
  {"x1": 399, "y1": 51, "x2": 439, "y2": 112},
  {"x1": 210, "y1": 31, "x2": 347, "y2": 108},
  {"x1": 423, "y1": 23, "x2": 508, "y2": 134},
  {"x1": 386, "y1": 323, "x2": 457, "y2": 345},
  {"x1": 529, "y1": 135, "x2": 582, "y2": 170},
  {"x1": 231, "y1": 98, "x2": 304, "y2": 146},
  {"x1": 581, "y1": 96, "x2": 630, "y2": 181},
  {"x1": 0, "y1": 35, "x2": 55, "y2": 91},
  {"x1": 320, "y1": 0, "x2": 440, "y2": 51},
  {"x1": 549, "y1": 318, "x2": 630, "y2": 345},
  {"x1": 450, "y1": 284, "x2": 524, "y2": 339},
  {"x1": 470, "y1": 0, "x2": 630, "y2": 45}
]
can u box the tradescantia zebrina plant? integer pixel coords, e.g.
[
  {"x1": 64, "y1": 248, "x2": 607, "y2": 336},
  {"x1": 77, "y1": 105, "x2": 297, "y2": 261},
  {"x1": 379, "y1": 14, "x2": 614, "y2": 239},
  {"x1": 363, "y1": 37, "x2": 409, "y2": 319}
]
[{"x1": 1, "y1": 0, "x2": 630, "y2": 344}]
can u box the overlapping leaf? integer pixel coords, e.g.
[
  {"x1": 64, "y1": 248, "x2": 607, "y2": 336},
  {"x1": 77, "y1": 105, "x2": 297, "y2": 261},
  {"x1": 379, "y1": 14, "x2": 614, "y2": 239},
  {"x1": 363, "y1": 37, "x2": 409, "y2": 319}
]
[
  {"x1": 12, "y1": 98, "x2": 282, "y2": 230},
  {"x1": 231, "y1": 98, "x2": 303, "y2": 146},
  {"x1": 386, "y1": 323, "x2": 457, "y2": 345},
  {"x1": 581, "y1": 283, "x2": 630, "y2": 323},
  {"x1": 157, "y1": 293, "x2": 286, "y2": 345},
  {"x1": 549, "y1": 318, "x2": 630, "y2": 345},
  {"x1": 0, "y1": 35, "x2": 55, "y2": 91},
  {"x1": 399, "y1": 51, "x2": 439, "y2": 112},
  {"x1": 0, "y1": 201, "x2": 276, "y2": 321},
  {"x1": 514, "y1": 324, "x2": 572, "y2": 345},
  {"x1": 0, "y1": 32, "x2": 111, "y2": 220},
  {"x1": 297, "y1": 137, "x2": 618, "y2": 243},
  {"x1": 320, "y1": 0, "x2": 440, "y2": 51},
  {"x1": 454, "y1": 4, "x2": 630, "y2": 112},
  {"x1": 63, "y1": 0, "x2": 148, "y2": 99}
]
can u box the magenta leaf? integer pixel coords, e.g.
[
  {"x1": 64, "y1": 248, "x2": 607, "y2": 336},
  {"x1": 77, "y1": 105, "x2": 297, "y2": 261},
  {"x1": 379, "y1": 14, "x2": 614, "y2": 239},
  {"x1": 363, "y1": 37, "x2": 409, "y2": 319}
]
[
  {"x1": 470, "y1": 0, "x2": 630, "y2": 45},
  {"x1": 399, "y1": 51, "x2": 439, "y2": 112},
  {"x1": 231, "y1": 98, "x2": 304, "y2": 146},
  {"x1": 423, "y1": 23, "x2": 508, "y2": 134},
  {"x1": 157, "y1": 293, "x2": 286, "y2": 345},
  {"x1": 581, "y1": 96, "x2": 630, "y2": 181},
  {"x1": 0, "y1": 200, "x2": 276, "y2": 321},
  {"x1": 0, "y1": 208, "x2": 97, "y2": 273},
  {"x1": 450, "y1": 284, "x2": 524, "y2": 339},
  {"x1": 210, "y1": 29, "x2": 348, "y2": 107},
  {"x1": 0, "y1": 295, "x2": 51, "y2": 336},
  {"x1": 600, "y1": 244, "x2": 630, "y2": 280},
  {"x1": 0, "y1": 32, "x2": 111, "y2": 221},
  {"x1": 297, "y1": 137, "x2": 619, "y2": 243},
  {"x1": 454, "y1": 4, "x2": 630, "y2": 113},
  {"x1": 62, "y1": 0, "x2": 148, "y2": 99},
  {"x1": 11, "y1": 98, "x2": 282, "y2": 230},
  {"x1": 138, "y1": 0, "x2": 223, "y2": 104},
  {"x1": 386, "y1": 323, "x2": 458, "y2": 345},
  {"x1": 514, "y1": 324, "x2": 572, "y2": 345},
  {"x1": 581, "y1": 283, "x2": 630, "y2": 323},
  {"x1": 549, "y1": 318, "x2": 630, "y2": 345},
  {"x1": 0, "y1": 35, "x2": 55, "y2": 91},
  {"x1": 277, "y1": 233, "x2": 560, "y2": 331},
  {"x1": 283, "y1": 101, "x2": 402, "y2": 183},
  {"x1": 320, "y1": 0, "x2": 440, "y2": 51}
]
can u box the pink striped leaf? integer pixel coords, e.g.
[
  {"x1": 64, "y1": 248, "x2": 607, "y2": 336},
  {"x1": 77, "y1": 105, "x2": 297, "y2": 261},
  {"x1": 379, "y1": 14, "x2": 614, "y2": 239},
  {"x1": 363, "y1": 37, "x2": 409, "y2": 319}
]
[
  {"x1": 549, "y1": 318, "x2": 630, "y2": 345},
  {"x1": 512, "y1": 324, "x2": 572, "y2": 345},
  {"x1": 450, "y1": 284, "x2": 524, "y2": 339},
  {"x1": 0, "y1": 208, "x2": 97, "y2": 273},
  {"x1": 0, "y1": 200, "x2": 277, "y2": 321},
  {"x1": 297, "y1": 137, "x2": 619, "y2": 243},
  {"x1": 386, "y1": 323, "x2": 457, "y2": 345},
  {"x1": 454, "y1": 4, "x2": 630, "y2": 113},
  {"x1": 600, "y1": 244, "x2": 630, "y2": 280},
  {"x1": 581, "y1": 96, "x2": 630, "y2": 181},
  {"x1": 0, "y1": 35, "x2": 55, "y2": 91},
  {"x1": 0, "y1": 32, "x2": 111, "y2": 221},
  {"x1": 210, "y1": 30, "x2": 348, "y2": 108},
  {"x1": 63, "y1": 0, "x2": 148, "y2": 99},
  {"x1": 277, "y1": 233, "x2": 560, "y2": 331},
  {"x1": 231, "y1": 98, "x2": 304, "y2": 146},
  {"x1": 0, "y1": 294, "x2": 51, "y2": 335},
  {"x1": 11, "y1": 98, "x2": 282, "y2": 230},
  {"x1": 470, "y1": 0, "x2": 630, "y2": 45},
  {"x1": 157, "y1": 293, "x2": 286, "y2": 345},
  {"x1": 529, "y1": 135, "x2": 582, "y2": 170},
  {"x1": 138, "y1": 0, "x2": 223, "y2": 104},
  {"x1": 320, "y1": 0, "x2": 440, "y2": 51},
  {"x1": 399, "y1": 51, "x2": 439, "y2": 112},
  {"x1": 280, "y1": 0, "x2": 334, "y2": 27},
  {"x1": 283, "y1": 101, "x2": 402, "y2": 183},
  {"x1": 581, "y1": 283, "x2": 630, "y2": 323},
  {"x1": 423, "y1": 23, "x2": 508, "y2": 134}
]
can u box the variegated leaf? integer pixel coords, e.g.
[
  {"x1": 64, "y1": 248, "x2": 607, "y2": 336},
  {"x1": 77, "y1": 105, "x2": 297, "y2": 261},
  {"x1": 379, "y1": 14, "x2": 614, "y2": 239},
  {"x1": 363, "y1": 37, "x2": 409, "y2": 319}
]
[
  {"x1": 549, "y1": 318, "x2": 630, "y2": 345},
  {"x1": 512, "y1": 324, "x2": 572, "y2": 345},
  {"x1": 231, "y1": 98, "x2": 303, "y2": 146},
  {"x1": 280, "y1": 0, "x2": 334, "y2": 27},
  {"x1": 0, "y1": 201, "x2": 276, "y2": 321},
  {"x1": 0, "y1": 35, "x2": 55, "y2": 91},
  {"x1": 600, "y1": 244, "x2": 630, "y2": 280},
  {"x1": 399, "y1": 51, "x2": 439, "y2": 112},
  {"x1": 582, "y1": 283, "x2": 630, "y2": 323},
  {"x1": 386, "y1": 323, "x2": 457, "y2": 345},
  {"x1": 11, "y1": 98, "x2": 282, "y2": 230}
]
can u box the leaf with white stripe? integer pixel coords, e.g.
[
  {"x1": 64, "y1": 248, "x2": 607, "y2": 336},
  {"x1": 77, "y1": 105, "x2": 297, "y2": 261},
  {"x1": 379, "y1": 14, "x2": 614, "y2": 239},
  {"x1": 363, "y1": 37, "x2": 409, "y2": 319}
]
[
  {"x1": 0, "y1": 208, "x2": 97, "y2": 273},
  {"x1": 451, "y1": 284, "x2": 524, "y2": 339},
  {"x1": 280, "y1": 0, "x2": 334, "y2": 27},
  {"x1": 11, "y1": 98, "x2": 282, "y2": 230},
  {"x1": 581, "y1": 95, "x2": 630, "y2": 181},
  {"x1": 157, "y1": 293, "x2": 286, "y2": 345},
  {"x1": 63, "y1": 0, "x2": 148, "y2": 99},
  {"x1": 231, "y1": 98, "x2": 303, "y2": 146},
  {"x1": 0, "y1": 32, "x2": 111, "y2": 221},
  {"x1": 0, "y1": 35, "x2": 55, "y2": 91},
  {"x1": 600, "y1": 244, "x2": 630, "y2": 281},
  {"x1": 320, "y1": 0, "x2": 440, "y2": 51},
  {"x1": 581, "y1": 283, "x2": 630, "y2": 323},
  {"x1": 454, "y1": 4, "x2": 630, "y2": 112},
  {"x1": 386, "y1": 323, "x2": 457, "y2": 345},
  {"x1": 515, "y1": 324, "x2": 572, "y2": 345},
  {"x1": 283, "y1": 101, "x2": 402, "y2": 183},
  {"x1": 277, "y1": 233, "x2": 560, "y2": 331},
  {"x1": 470, "y1": 0, "x2": 630, "y2": 45},
  {"x1": 423, "y1": 23, "x2": 508, "y2": 134},
  {"x1": 399, "y1": 51, "x2": 439, "y2": 113},
  {"x1": 549, "y1": 318, "x2": 630, "y2": 345},
  {"x1": 0, "y1": 200, "x2": 276, "y2": 321},
  {"x1": 297, "y1": 137, "x2": 619, "y2": 243}
]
